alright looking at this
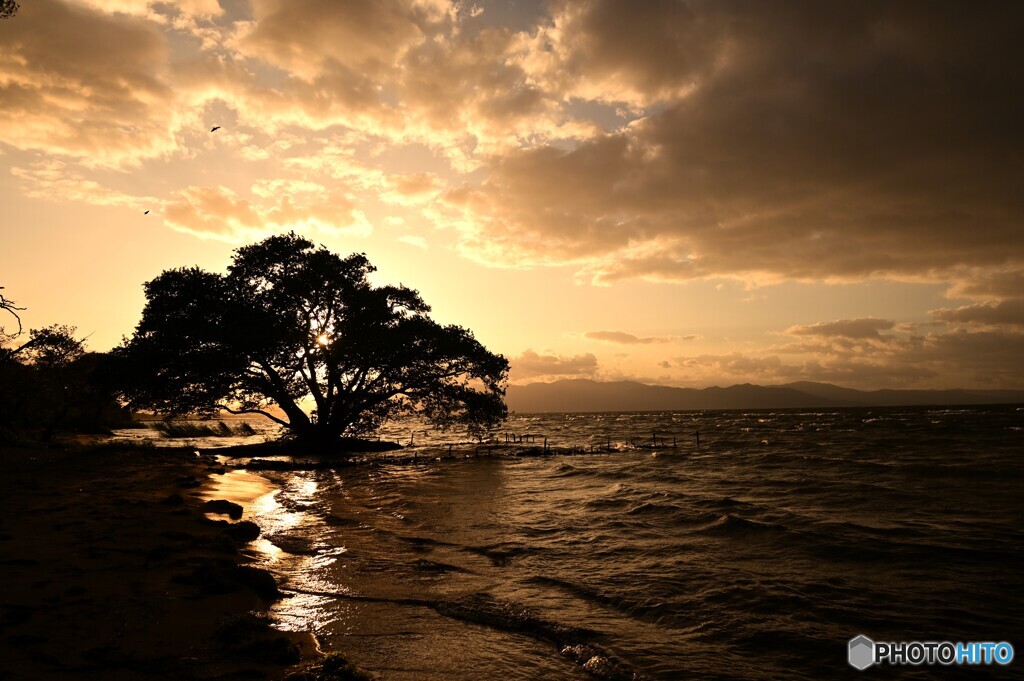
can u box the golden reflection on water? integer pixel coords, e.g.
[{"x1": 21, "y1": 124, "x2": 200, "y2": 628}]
[
  {"x1": 243, "y1": 472, "x2": 355, "y2": 634},
  {"x1": 199, "y1": 468, "x2": 275, "y2": 505},
  {"x1": 198, "y1": 467, "x2": 346, "y2": 633},
  {"x1": 249, "y1": 537, "x2": 284, "y2": 562}
]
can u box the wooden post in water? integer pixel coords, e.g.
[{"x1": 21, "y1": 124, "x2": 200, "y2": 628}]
[
  {"x1": 652, "y1": 432, "x2": 657, "y2": 447},
  {"x1": 544, "y1": 437, "x2": 548, "y2": 453},
  {"x1": 448, "y1": 443, "x2": 454, "y2": 458},
  {"x1": 695, "y1": 431, "x2": 700, "y2": 449}
]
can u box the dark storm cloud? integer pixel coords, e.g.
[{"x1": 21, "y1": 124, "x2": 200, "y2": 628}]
[
  {"x1": 931, "y1": 299, "x2": 1024, "y2": 327},
  {"x1": 672, "y1": 325, "x2": 1024, "y2": 389},
  {"x1": 788, "y1": 318, "x2": 896, "y2": 339},
  {"x1": 451, "y1": 1, "x2": 1024, "y2": 291}
]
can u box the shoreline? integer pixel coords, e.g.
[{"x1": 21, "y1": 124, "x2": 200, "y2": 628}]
[{"x1": 0, "y1": 443, "x2": 331, "y2": 680}]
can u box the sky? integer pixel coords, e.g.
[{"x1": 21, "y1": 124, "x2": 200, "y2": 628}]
[{"x1": 1, "y1": 0, "x2": 1023, "y2": 390}]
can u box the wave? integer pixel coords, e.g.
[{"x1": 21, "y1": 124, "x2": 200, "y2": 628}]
[
  {"x1": 433, "y1": 593, "x2": 653, "y2": 680},
  {"x1": 527, "y1": 575, "x2": 683, "y2": 628},
  {"x1": 256, "y1": 406, "x2": 1023, "y2": 680},
  {"x1": 626, "y1": 501, "x2": 686, "y2": 518},
  {"x1": 696, "y1": 514, "x2": 789, "y2": 539}
]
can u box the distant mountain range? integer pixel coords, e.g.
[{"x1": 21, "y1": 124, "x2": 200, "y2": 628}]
[{"x1": 505, "y1": 379, "x2": 1024, "y2": 413}]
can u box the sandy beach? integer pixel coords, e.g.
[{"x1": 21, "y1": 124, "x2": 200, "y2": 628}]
[{"x1": 0, "y1": 444, "x2": 320, "y2": 681}]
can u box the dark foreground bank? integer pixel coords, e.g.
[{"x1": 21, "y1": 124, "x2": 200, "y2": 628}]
[{"x1": 0, "y1": 444, "x2": 366, "y2": 681}]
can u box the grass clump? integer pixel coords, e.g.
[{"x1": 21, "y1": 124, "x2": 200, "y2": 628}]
[{"x1": 150, "y1": 420, "x2": 257, "y2": 438}]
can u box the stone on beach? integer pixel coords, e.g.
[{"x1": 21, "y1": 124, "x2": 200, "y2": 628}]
[{"x1": 204, "y1": 498, "x2": 244, "y2": 519}]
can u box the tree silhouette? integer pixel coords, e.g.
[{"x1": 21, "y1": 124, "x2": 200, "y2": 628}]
[
  {"x1": 14, "y1": 324, "x2": 85, "y2": 367},
  {"x1": 0, "y1": 1, "x2": 19, "y2": 19},
  {"x1": 1, "y1": 325, "x2": 131, "y2": 443},
  {"x1": 117, "y1": 233, "x2": 508, "y2": 447}
]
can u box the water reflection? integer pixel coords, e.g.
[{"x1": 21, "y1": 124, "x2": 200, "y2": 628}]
[{"x1": 200, "y1": 468, "x2": 274, "y2": 505}]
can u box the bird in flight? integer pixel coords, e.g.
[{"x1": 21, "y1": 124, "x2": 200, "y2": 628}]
[
  {"x1": 210, "y1": 126, "x2": 221, "y2": 132},
  {"x1": 144, "y1": 210, "x2": 150, "y2": 215}
]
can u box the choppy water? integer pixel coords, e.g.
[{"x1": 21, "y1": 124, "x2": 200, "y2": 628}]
[{"x1": 205, "y1": 407, "x2": 1021, "y2": 679}]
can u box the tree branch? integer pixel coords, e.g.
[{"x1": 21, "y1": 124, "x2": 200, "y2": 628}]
[
  {"x1": 218, "y1": 404, "x2": 290, "y2": 428},
  {"x1": 1, "y1": 286, "x2": 25, "y2": 337}
]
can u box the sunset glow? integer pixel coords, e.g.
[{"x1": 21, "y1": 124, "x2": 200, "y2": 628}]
[{"x1": 2, "y1": 1, "x2": 1022, "y2": 389}]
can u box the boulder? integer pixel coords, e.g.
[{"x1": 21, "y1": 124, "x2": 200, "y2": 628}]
[
  {"x1": 226, "y1": 520, "x2": 261, "y2": 543},
  {"x1": 204, "y1": 499, "x2": 244, "y2": 520}
]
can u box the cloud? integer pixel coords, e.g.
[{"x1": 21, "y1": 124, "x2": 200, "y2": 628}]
[
  {"x1": 930, "y1": 300, "x2": 1024, "y2": 327},
  {"x1": 516, "y1": 0, "x2": 726, "y2": 106},
  {"x1": 381, "y1": 172, "x2": 444, "y2": 207},
  {"x1": 666, "y1": 323, "x2": 1024, "y2": 390},
  {"x1": 163, "y1": 184, "x2": 372, "y2": 242},
  {"x1": 75, "y1": 0, "x2": 223, "y2": 18},
  {"x1": 945, "y1": 269, "x2": 1024, "y2": 301},
  {"x1": 0, "y1": 0, "x2": 179, "y2": 167},
  {"x1": 787, "y1": 318, "x2": 896, "y2": 339},
  {"x1": 510, "y1": 349, "x2": 598, "y2": 381},
  {"x1": 440, "y1": 2, "x2": 1024, "y2": 290},
  {"x1": 584, "y1": 330, "x2": 674, "y2": 345},
  {"x1": 236, "y1": 0, "x2": 437, "y2": 80},
  {"x1": 5, "y1": 0, "x2": 1024, "y2": 305},
  {"x1": 668, "y1": 351, "x2": 938, "y2": 389},
  {"x1": 10, "y1": 160, "x2": 155, "y2": 209},
  {"x1": 397, "y1": 234, "x2": 428, "y2": 249}
]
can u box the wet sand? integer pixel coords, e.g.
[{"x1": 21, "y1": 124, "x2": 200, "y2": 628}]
[{"x1": 0, "y1": 444, "x2": 318, "y2": 681}]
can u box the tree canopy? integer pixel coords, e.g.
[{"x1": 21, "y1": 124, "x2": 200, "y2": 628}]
[
  {"x1": 1, "y1": 324, "x2": 132, "y2": 443},
  {"x1": 117, "y1": 233, "x2": 509, "y2": 447}
]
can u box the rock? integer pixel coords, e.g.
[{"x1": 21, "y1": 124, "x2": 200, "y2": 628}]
[
  {"x1": 226, "y1": 521, "x2": 261, "y2": 543},
  {"x1": 204, "y1": 499, "x2": 244, "y2": 520},
  {"x1": 171, "y1": 560, "x2": 238, "y2": 595},
  {"x1": 235, "y1": 565, "x2": 282, "y2": 602},
  {"x1": 259, "y1": 635, "x2": 303, "y2": 665},
  {"x1": 215, "y1": 613, "x2": 301, "y2": 665},
  {"x1": 270, "y1": 535, "x2": 319, "y2": 556},
  {"x1": 171, "y1": 562, "x2": 281, "y2": 602}
]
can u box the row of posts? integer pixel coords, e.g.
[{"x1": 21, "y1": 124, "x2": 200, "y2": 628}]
[{"x1": 411, "y1": 430, "x2": 701, "y2": 461}]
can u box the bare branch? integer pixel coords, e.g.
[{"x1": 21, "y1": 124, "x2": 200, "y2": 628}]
[{"x1": 1, "y1": 286, "x2": 25, "y2": 338}]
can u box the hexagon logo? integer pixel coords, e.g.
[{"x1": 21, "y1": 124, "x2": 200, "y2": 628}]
[{"x1": 849, "y1": 635, "x2": 875, "y2": 670}]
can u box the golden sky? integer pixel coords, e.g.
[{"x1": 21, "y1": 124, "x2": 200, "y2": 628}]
[{"x1": 2, "y1": 0, "x2": 1023, "y2": 389}]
